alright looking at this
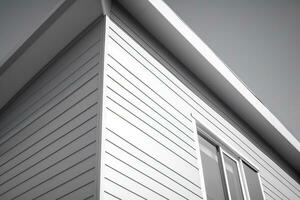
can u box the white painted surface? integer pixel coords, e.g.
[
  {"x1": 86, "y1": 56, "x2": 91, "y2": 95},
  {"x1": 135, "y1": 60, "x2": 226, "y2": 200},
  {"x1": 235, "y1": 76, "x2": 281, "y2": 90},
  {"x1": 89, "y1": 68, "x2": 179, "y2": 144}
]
[{"x1": 99, "y1": 4, "x2": 300, "y2": 200}]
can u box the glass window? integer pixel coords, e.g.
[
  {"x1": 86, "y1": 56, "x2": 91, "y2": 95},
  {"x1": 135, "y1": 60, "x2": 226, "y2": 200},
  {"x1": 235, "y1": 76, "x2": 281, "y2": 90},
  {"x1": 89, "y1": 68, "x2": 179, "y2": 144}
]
[
  {"x1": 243, "y1": 162, "x2": 264, "y2": 200},
  {"x1": 197, "y1": 130, "x2": 264, "y2": 200},
  {"x1": 223, "y1": 153, "x2": 244, "y2": 200},
  {"x1": 198, "y1": 135, "x2": 226, "y2": 200}
]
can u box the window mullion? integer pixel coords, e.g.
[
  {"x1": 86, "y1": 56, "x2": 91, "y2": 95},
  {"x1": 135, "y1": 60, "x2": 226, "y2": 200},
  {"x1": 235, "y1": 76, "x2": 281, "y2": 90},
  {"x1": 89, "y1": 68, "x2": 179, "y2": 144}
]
[
  {"x1": 257, "y1": 172, "x2": 266, "y2": 200},
  {"x1": 239, "y1": 160, "x2": 251, "y2": 200},
  {"x1": 237, "y1": 159, "x2": 249, "y2": 200},
  {"x1": 219, "y1": 147, "x2": 232, "y2": 200}
]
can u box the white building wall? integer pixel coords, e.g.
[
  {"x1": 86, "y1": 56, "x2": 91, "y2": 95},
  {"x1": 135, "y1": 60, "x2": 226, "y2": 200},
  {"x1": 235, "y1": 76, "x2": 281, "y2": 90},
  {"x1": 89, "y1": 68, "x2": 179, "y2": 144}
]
[{"x1": 99, "y1": 4, "x2": 300, "y2": 200}]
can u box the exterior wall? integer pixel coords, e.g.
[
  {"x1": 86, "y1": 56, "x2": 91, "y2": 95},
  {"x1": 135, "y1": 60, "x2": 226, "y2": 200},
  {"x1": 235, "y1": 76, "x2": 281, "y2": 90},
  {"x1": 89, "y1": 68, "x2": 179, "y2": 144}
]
[
  {"x1": 0, "y1": 18, "x2": 104, "y2": 200},
  {"x1": 99, "y1": 4, "x2": 300, "y2": 200}
]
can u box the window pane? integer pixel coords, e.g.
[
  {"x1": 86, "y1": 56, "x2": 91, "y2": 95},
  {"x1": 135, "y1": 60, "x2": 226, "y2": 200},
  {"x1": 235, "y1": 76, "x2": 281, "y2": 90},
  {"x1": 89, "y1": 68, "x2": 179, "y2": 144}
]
[
  {"x1": 243, "y1": 162, "x2": 264, "y2": 200},
  {"x1": 198, "y1": 136, "x2": 226, "y2": 200},
  {"x1": 223, "y1": 154, "x2": 244, "y2": 200}
]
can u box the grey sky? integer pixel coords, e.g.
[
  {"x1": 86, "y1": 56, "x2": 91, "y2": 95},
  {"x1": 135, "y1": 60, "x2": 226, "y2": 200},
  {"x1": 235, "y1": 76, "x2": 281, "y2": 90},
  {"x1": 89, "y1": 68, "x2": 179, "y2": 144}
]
[{"x1": 164, "y1": 0, "x2": 300, "y2": 141}]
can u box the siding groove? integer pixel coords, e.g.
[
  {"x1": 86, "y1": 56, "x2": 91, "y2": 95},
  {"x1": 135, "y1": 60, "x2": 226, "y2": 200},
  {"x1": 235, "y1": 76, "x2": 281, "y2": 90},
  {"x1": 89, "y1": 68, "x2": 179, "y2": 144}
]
[
  {"x1": 105, "y1": 127, "x2": 201, "y2": 191},
  {"x1": 107, "y1": 56, "x2": 193, "y2": 138},
  {"x1": 30, "y1": 167, "x2": 95, "y2": 200},
  {"x1": 106, "y1": 94, "x2": 196, "y2": 159},
  {"x1": 0, "y1": 126, "x2": 96, "y2": 191},
  {"x1": 0, "y1": 38, "x2": 100, "y2": 136},
  {"x1": 108, "y1": 28, "x2": 196, "y2": 125},
  {"x1": 104, "y1": 191, "x2": 122, "y2": 200},
  {"x1": 0, "y1": 105, "x2": 97, "y2": 172},
  {"x1": 106, "y1": 65, "x2": 193, "y2": 144},
  {"x1": 55, "y1": 180, "x2": 95, "y2": 200},
  {"x1": 108, "y1": 48, "x2": 193, "y2": 131},
  {"x1": 0, "y1": 115, "x2": 97, "y2": 188},
  {"x1": 0, "y1": 72, "x2": 98, "y2": 149},
  {"x1": 106, "y1": 86, "x2": 195, "y2": 151},
  {"x1": 106, "y1": 164, "x2": 170, "y2": 200},
  {"x1": 0, "y1": 55, "x2": 99, "y2": 138},
  {"x1": 106, "y1": 151, "x2": 190, "y2": 199},
  {"x1": 106, "y1": 106, "x2": 198, "y2": 170},
  {"x1": 104, "y1": 177, "x2": 147, "y2": 200}
]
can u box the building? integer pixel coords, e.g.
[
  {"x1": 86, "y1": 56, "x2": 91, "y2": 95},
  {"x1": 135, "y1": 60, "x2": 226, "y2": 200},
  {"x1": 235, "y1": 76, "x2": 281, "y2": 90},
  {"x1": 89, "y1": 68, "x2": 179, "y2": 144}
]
[{"x1": 0, "y1": 0, "x2": 299, "y2": 199}]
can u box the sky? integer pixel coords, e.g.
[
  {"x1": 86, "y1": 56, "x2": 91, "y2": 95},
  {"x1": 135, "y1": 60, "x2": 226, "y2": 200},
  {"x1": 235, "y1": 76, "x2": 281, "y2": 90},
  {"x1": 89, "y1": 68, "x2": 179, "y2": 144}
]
[{"x1": 164, "y1": 0, "x2": 300, "y2": 141}]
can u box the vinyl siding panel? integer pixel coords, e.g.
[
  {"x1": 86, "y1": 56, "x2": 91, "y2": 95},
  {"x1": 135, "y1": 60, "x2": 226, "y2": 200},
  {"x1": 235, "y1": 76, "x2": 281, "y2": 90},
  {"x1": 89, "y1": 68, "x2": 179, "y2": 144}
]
[
  {"x1": 0, "y1": 18, "x2": 104, "y2": 200},
  {"x1": 100, "y1": 4, "x2": 300, "y2": 200}
]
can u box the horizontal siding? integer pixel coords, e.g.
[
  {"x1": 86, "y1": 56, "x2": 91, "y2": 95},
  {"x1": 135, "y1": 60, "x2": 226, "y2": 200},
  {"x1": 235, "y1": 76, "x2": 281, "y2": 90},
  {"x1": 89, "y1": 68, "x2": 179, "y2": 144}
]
[
  {"x1": 100, "y1": 4, "x2": 300, "y2": 200},
  {"x1": 0, "y1": 19, "x2": 103, "y2": 200}
]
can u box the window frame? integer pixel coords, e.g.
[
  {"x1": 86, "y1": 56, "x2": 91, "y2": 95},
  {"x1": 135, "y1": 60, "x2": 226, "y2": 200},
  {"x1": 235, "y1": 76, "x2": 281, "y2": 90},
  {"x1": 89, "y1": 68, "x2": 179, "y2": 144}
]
[{"x1": 191, "y1": 113, "x2": 265, "y2": 200}]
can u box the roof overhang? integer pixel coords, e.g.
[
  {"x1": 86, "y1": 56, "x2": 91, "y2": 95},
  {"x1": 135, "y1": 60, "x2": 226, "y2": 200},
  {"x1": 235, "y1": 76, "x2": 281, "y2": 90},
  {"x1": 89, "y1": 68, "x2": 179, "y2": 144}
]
[
  {"x1": 0, "y1": 0, "x2": 103, "y2": 110},
  {"x1": 0, "y1": 0, "x2": 299, "y2": 172},
  {"x1": 116, "y1": 0, "x2": 300, "y2": 171}
]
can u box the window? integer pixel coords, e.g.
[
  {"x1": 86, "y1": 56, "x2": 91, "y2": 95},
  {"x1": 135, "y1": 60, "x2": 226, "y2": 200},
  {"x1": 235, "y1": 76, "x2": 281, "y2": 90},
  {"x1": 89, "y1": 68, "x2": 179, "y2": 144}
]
[
  {"x1": 198, "y1": 136, "x2": 226, "y2": 200},
  {"x1": 197, "y1": 130, "x2": 265, "y2": 200},
  {"x1": 242, "y1": 162, "x2": 264, "y2": 200}
]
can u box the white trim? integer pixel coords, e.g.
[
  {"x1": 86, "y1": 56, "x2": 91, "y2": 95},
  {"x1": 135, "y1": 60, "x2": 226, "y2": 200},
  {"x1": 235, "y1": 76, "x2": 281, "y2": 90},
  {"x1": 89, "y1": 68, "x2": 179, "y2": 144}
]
[
  {"x1": 148, "y1": 0, "x2": 300, "y2": 152},
  {"x1": 190, "y1": 115, "x2": 207, "y2": 200},
  {"x1": 222, "y1": 149, "x2": 248, "y2": 200},
  {"x1": 191, "y1": 111, "x2": 261, "y2": 171},
  {"x1": 239, "y1": 160, "x2": 251, "y2": 200},
  {"x1": 98, "y1": 15, "x2": 111, "y2": 200},
  {"x1": 240, "y1": 161, "x2": 266, "y2": 200},
  {"x1": 236, "y1": 159, "x2": 248, "y2": 200},
  {"x1": 220, "y1": 147, "x2": 233, "y2": 200}
]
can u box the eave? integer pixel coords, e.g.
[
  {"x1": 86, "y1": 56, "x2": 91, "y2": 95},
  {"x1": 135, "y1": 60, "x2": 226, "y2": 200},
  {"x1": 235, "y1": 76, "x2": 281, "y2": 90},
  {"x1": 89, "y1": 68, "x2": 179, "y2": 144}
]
[{"x1": 0, "y1": 0, "x2": 103, "y2": 110}]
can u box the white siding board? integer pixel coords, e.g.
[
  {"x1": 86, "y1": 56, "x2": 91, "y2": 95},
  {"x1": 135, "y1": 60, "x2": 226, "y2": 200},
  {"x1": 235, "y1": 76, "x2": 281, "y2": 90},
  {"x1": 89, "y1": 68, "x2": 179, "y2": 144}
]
[
  {"x1": 99, "y1": 5, "x2": 300, "y2": 200},
  {"x1": 106, "y1": 62, "x2": 194, "y2": 145},
  {"x1": 0, "y1": 105, "x2": 97, "y2": 174},
  {"x1": 108, "y1": 39, "x2": 193, "y2": 131},
  {"x1": 106, "y1": 78, "x2": 195, "y2": 152},
  {"x1": 0, "y1": 117, "x2": 97, "y2": 191},
  {"x1": 103, "y1": 176, "x2": 147, "y2": 200},
  {"x1": 106, "y1": 86, "x2": 196, "y2": 160},
  {"x1": 105, "y1": 106, "x2": 199, "y2": 175},
  {"x1": 0, "y1": 124, "x2": 96, "y2": 196},
  {"x1": 0, "y1": 68, "x2": 99, "y2": 150},
  {"x1": 105, "y1": 163, "x2": 170, "y2": 200},
  {"x1": 105, "y1": 140, "x2": 201, "y2": 200},
  {"x1": 105, "y1": 127, "x2": 202, "y2": 195}
]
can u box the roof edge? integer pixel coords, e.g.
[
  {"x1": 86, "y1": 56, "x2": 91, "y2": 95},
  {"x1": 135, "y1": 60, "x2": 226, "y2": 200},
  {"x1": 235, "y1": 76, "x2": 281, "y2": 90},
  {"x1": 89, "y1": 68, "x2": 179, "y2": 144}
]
[{"x1": 148, "y1": 0, "x2": 300, "y2": 152}]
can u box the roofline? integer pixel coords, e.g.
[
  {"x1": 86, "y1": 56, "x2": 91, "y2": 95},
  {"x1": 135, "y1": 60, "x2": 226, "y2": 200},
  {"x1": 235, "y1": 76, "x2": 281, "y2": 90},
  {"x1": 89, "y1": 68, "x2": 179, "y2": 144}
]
[{"x1": 148, "y1": 0, "x2": 299, "y2": 152}]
